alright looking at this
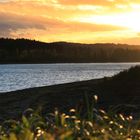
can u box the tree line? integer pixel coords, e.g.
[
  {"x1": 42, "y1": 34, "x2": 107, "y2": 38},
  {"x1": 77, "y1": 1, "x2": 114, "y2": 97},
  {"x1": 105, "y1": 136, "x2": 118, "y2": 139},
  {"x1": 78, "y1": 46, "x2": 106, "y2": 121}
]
[{"x1": 0, "y1": 38, "x2": 140, "y2": 63}]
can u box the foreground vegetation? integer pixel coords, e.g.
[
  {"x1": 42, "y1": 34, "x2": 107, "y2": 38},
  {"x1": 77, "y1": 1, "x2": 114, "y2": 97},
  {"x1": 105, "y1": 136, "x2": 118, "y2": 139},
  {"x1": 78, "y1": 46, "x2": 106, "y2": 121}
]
[{"x1": 0, "y1": 96, "x2": 140, "y2": 140}]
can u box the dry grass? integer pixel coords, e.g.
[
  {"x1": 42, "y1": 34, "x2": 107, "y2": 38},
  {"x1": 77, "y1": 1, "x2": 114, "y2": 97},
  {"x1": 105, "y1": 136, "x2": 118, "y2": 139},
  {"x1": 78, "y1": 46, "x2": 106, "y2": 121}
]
[{"x1": 0, "y1": 96, "x2": 140, "y2": 140}]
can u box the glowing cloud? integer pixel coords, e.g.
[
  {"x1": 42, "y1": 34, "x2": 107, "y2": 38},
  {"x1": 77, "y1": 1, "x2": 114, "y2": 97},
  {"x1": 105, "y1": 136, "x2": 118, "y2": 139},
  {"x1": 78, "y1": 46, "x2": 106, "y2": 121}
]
[{"x1": 0, "y1": 0, "x2": 140, "y2": 44}]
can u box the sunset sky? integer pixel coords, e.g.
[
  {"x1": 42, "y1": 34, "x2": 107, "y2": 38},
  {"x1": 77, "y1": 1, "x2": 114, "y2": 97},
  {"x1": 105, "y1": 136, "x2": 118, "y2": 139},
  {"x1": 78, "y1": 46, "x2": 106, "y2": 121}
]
[{"x1": 1, "y1": 0, "x2": 140, "y2": 44}]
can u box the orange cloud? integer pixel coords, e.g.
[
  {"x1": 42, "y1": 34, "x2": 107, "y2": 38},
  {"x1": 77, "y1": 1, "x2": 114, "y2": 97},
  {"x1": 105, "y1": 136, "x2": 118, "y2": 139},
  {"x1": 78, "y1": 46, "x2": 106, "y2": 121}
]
[
  {"x1": 58, "y1": 0, "x2": 140, "y2": 6},
  {"x1": 0, "y1": 11, "x2": 127, "y2": 37},
  {"x1": 0, "y1": 0, "x2": 140, "y2": 44}
]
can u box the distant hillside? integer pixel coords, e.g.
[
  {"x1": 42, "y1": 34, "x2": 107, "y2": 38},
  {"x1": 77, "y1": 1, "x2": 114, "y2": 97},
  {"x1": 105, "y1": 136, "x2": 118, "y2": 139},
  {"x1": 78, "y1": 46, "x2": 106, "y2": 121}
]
[{"x1": 0, "y1": 38, "x2": 140, "y2": 63}]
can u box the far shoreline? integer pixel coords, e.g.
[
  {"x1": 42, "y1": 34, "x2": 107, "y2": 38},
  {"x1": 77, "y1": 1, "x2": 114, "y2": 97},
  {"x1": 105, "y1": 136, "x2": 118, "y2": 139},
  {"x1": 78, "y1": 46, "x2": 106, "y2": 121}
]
[{"x1": 0, "y1": 62, "x2": 140, "y2": 65}]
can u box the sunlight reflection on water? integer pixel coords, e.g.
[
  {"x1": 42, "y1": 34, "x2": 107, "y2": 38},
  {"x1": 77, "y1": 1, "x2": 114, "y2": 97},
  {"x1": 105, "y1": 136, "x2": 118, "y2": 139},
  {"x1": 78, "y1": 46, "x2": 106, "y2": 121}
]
[{"x1": 0, "y1": 63, "x2": 139, "y2": 92}]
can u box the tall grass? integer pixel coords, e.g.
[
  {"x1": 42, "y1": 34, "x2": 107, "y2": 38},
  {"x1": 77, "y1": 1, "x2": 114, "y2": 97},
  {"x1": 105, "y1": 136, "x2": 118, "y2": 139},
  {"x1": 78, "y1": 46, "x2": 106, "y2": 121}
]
[{"x1": 0, "y1": 95, "x2": 140, "y2": 140}]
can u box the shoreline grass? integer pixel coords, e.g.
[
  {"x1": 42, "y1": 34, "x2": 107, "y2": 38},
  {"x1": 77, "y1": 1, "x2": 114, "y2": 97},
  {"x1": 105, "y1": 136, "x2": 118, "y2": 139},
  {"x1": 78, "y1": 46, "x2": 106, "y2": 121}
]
[
  {"x1": 0, "y1": 102, "x2": 140, "y2": 140},
  {"x1": 0, "y1": 96, "x2": 139, "y2": 140}
]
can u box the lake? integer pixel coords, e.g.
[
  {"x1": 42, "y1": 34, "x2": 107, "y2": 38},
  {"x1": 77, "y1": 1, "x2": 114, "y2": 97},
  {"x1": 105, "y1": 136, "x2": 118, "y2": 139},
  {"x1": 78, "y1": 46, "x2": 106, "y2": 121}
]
[{"x1": 0, "y1": 63, "x2": 140, "y2": 93}]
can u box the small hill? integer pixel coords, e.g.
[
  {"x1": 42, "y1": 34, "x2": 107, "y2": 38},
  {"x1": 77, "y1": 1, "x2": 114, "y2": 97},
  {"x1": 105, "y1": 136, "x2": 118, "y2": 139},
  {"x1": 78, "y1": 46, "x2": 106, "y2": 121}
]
[{"x1": 97, "y1": 66, "x2": 140, "y2": 112}]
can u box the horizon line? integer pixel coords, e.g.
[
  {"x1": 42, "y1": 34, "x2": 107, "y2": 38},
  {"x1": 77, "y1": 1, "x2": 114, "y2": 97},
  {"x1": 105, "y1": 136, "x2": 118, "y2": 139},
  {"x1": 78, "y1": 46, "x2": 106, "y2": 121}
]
[{"x1": 0, "y1": 37, "x2": 140, "y2": 46}]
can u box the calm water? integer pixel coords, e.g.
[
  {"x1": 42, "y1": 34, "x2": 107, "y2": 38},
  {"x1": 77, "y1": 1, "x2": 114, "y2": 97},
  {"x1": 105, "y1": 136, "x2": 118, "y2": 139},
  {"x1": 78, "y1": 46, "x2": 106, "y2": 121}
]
[{"x1": 0, "y1": 63, "x2": 139, "y2": 93}]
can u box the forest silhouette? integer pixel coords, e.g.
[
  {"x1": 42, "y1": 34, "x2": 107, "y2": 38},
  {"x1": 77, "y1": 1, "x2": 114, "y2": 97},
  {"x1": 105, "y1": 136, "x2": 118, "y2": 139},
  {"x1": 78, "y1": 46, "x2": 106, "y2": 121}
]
[{"x1": 0, "y1": 38, "x2": 140, "y2": 63}]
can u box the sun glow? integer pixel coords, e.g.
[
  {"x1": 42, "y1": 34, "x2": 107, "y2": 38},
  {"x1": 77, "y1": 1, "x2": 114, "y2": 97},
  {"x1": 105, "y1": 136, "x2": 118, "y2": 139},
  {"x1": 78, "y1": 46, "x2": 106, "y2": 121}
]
[
  {"x1": 75, "y1": 11, "x2": 140, "y2": 31},
  {"x1": 1, "y1": 0, "x2": 140, "y2": 44}
]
